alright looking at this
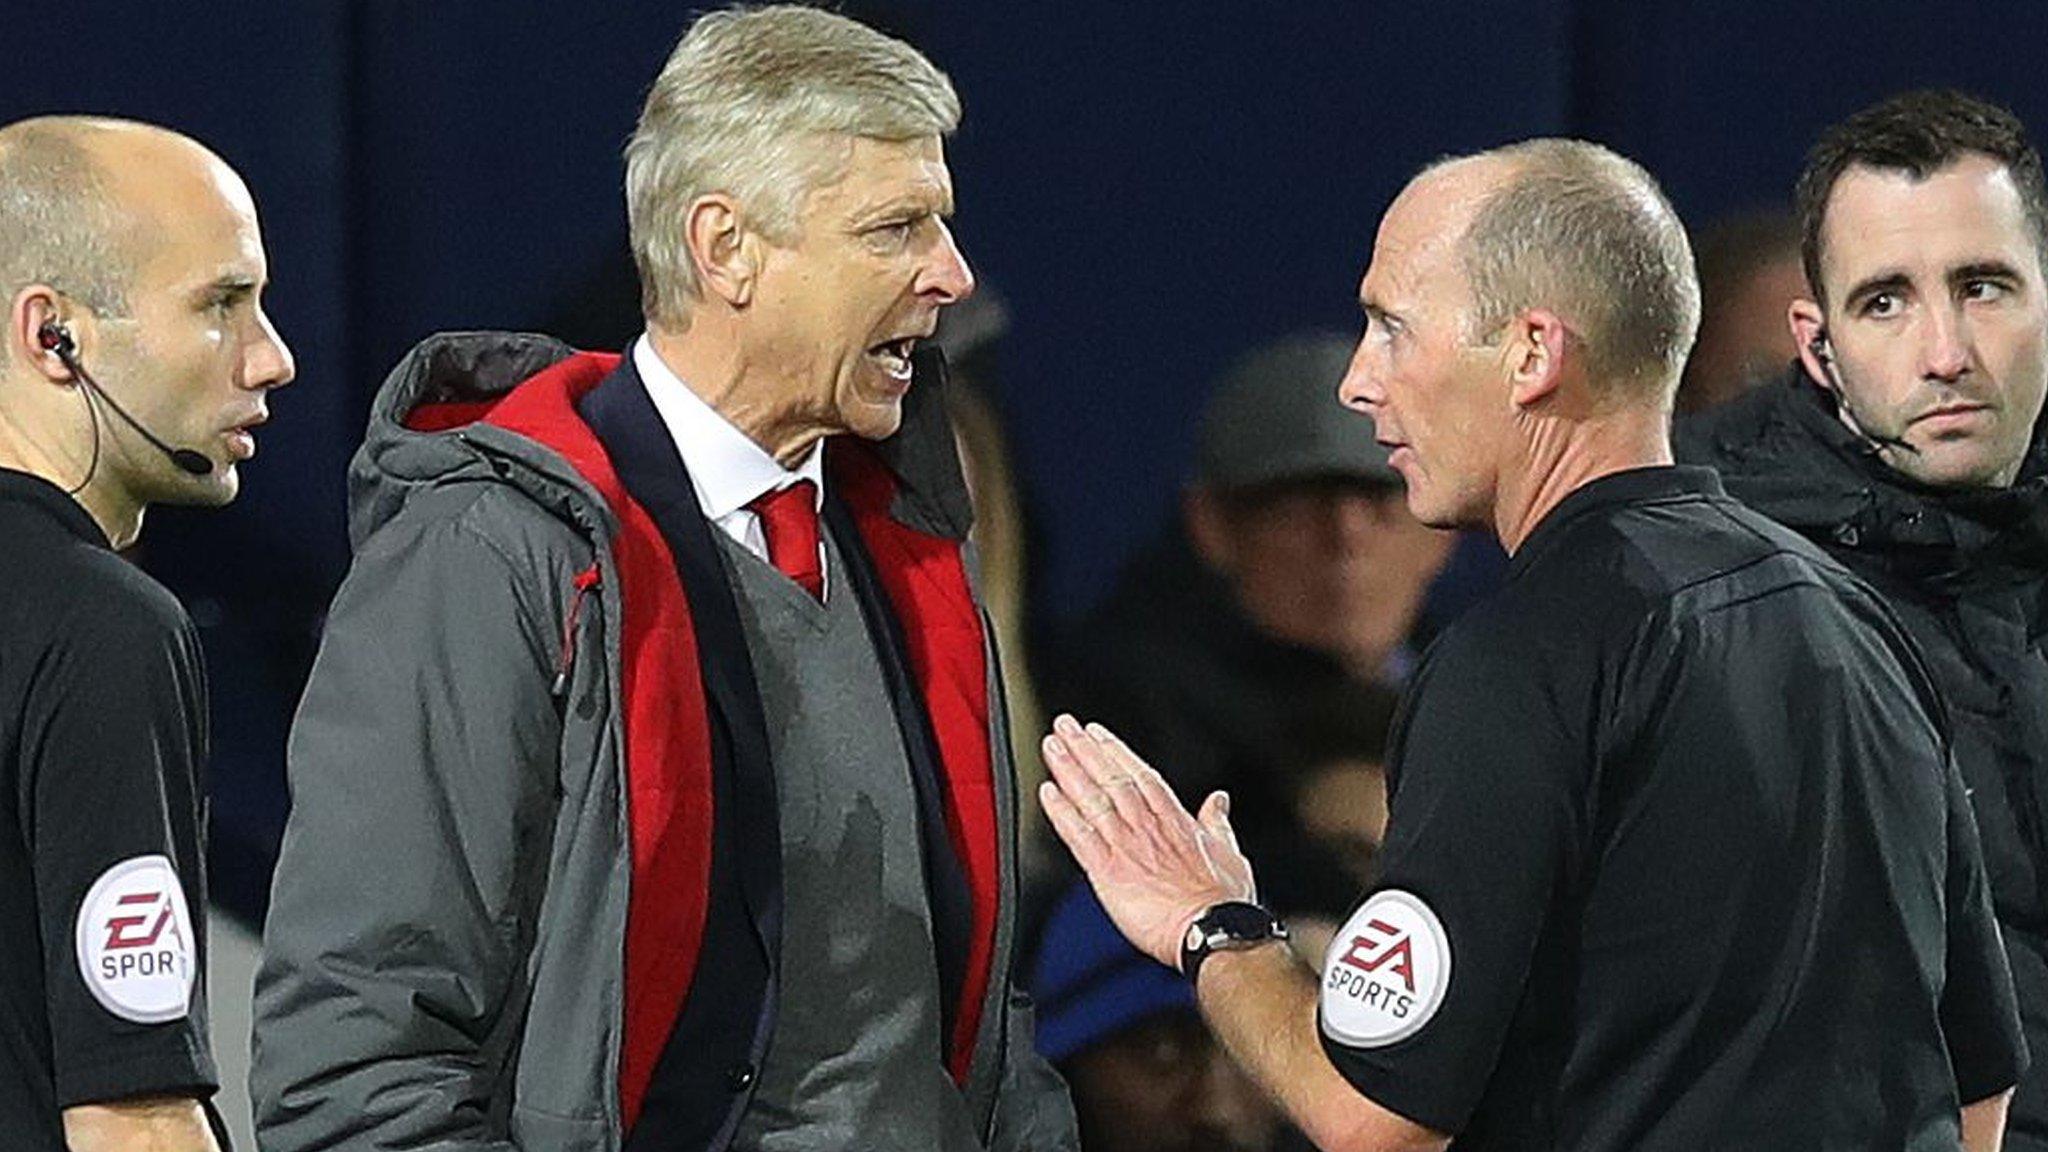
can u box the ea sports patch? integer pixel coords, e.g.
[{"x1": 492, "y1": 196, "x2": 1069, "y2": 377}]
[
  {"x1": 1319, "y1": 889, "x2": 1450, "y2": 1048},
  {"x1": 73, "y1": 854, "x2": 195, "y2": 1024}
]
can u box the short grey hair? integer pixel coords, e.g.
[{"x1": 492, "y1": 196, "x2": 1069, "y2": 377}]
[
  {"x1": 625, "y1": 4, "x2": 961, "y2": 329},
  {"x1": 0, "y1": 118, "x2": 134, "y2": 334},
  {"x1": 1446, "y1": 139, "x2": 1700, "y2": 396}
]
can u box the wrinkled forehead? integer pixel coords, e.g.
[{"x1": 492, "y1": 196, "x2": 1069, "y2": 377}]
[
  {"x1": 1820, "y1": 155, "x2": 2043, "y2": 285},
  {"x1": 810, "y1": 134, "x2": 954, "y2": 213}
]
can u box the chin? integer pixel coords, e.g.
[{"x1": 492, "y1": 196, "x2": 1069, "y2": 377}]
[
  {"x1": 843, "y1": 400, "x2": 907, "y2": 443},
  {"x1": 1402, "y1": 489, "x2": 1461, "y2": 532},
  {"x1": 1898, "y1": 444, "x2": 2017, "y2": 489},
  {"x1": 180, "y1": 469, "x2": 240, "y2": 508}
]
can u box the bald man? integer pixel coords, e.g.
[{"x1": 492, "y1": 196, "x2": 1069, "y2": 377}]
[
  {"x1": 0, "y1": 117, "x2": 295, "y2": 1152},
  {"x1": 1040, "y1": 140, "x2": 2024, "y2": 1152}
]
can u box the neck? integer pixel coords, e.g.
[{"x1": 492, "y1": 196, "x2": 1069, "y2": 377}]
[
  {"x1": 0, "y1": 393, "x2": 144, "y2": 548},
  {"x1": 647, "y1": 323, "x2": 826, "y2": 469},
  {"x1": 1494, "y1": 405, "x2": 1672, "y2": 554}
]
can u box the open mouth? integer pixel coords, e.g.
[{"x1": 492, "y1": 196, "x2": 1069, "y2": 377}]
[{"x1": 867, "y1": 336, "x2": 918, "y2": 383}]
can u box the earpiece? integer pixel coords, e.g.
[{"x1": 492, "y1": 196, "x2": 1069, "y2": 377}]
[
  {"x1": 1804, "y1": 326, "x2": 1920, "y2": 459},
  {"x1": 37, "y1": 320, "x2": 77, "y2": 361},
  {"x1": 30, "y1": 318, "x2": 214, "y2": 477}
]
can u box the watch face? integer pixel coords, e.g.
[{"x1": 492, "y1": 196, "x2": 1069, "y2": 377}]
[{"x1": 1210, "y1": 902, "x2": 1281, "y2": 939}]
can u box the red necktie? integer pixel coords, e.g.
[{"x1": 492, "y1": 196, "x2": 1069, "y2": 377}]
[{"x1": 749, "y1": 480, "x2": 823, "y2": 601}]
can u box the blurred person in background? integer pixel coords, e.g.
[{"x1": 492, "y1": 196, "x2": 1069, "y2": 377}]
[
  {"x1": 1046, "y1": 333, "x2": 1450, "y2": 919},
  {"x1": 937, "y1": 285, "x2": 1060, "y2": 878},
  {"x1": 1675, "y1": 208, "x2": 1806, "y2": 413},
  {"x1": 1028, "y1": 881, "x2": 1291, "y2": 1152},
  {"x1": 0, "y1": 115, "x2": 295, "y2": 1152},
  {"x1": 252, "y1": 7, "x2": 1074, "y2": 1151},
  {"x1": 1271, "y1": 694, "x2": 1398, "y2": 960},
  {"x1": 1681, "y1": 88, "x2": 2048, "y2": 1149}
]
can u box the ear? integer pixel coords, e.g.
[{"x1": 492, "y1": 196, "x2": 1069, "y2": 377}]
[
  {"x1": 10, "y1": 286, "x2": 76, "y2": 384},
  {"x1": 683, "y1": 194, "x2": 758, "y2": 308},
  {"x1": 1504, "y1": 307, "x2": 1569, "y2": 408},
  {"x1": 1183, "y1": 487, "x2": 1238, "y2": 573},
  {"x1": 1788, "y1": 297, "x2": 1831, "y2": 390}
]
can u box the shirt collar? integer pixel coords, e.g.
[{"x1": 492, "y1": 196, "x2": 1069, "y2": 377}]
[
  {"x1": 1508, "y1": 464, "x2": 1725, "y2": 579},
  {"x1": 633, "y1": 336, "x2": 823, "y2": 519},
  {"x1": 0, "y1": 466, "x2": 109, "y2": 547}
]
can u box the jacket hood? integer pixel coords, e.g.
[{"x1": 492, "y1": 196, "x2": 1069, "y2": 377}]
[
  {"x1": 347, "y1": 331, "x2": 588, "y2": 548},
  {"x1": 348, "y1": 330, "x2": 977, "y2": 551},
  {"x1": 1676, "y1": 366, "x2": 2048, "y2": 589}
]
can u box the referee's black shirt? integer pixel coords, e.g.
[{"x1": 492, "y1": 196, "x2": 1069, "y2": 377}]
[
  {"x1": 1316, "y1": 466, "x2": 2026, "y2": 1151},
  {"x1": 0, "y1": 469, "x2": 218, "y2": 1149}
]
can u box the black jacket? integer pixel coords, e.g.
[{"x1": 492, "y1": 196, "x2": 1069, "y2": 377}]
[{"x1": 1679, "y1": 368, "x2": 2048, "y2": 1146}]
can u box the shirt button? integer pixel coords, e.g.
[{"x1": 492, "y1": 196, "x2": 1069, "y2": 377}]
[{"x1": 726, "y1": 1063, "x2": 756, "y2": 1092}]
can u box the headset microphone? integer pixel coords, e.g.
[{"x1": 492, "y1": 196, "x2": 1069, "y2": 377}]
[
  {"x1": 1808, "y1": 329, "x2": 1921, "y2": 458},
  {"x1": 36, "y1": 322, "x2": 214, "y2": 477}
]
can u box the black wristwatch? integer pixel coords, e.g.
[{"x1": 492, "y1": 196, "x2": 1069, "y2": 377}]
[{"x1": 1180, "y1": 901, "x2": 1288, "y2": 989}]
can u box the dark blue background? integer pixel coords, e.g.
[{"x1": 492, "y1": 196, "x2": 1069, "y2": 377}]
[{"x1": 5, "y1": 1, "x2": 2043, "y2": 914}]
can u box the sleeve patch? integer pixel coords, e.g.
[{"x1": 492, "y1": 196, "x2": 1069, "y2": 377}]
[
  {"x1": 1319, "y1": 888, "x2": 1451, "y2": 1049},
  {"x1": 73, "y1": 854, "x2": 196, "y2": 1024}
]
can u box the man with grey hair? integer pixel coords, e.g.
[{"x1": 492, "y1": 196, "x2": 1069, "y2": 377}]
[
  {"x1": 0, "y1": 116, "x2": 295, "y2": 1152},
  {"x1": 1036, "y1": 139, "x2": 2025, "y2": 1151},
  {"x1": 254, "y1": 6, "x2": 1075, "y2": 1152}
]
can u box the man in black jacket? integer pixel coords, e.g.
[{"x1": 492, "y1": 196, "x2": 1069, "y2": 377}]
[{"x1": 1680, "y1": 88, "x2": 2048, "y2": 1149}]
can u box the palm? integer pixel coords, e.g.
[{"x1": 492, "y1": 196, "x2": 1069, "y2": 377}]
[{"x1": 1036, "y1": 716, "x2": 1258, "y2": 969}]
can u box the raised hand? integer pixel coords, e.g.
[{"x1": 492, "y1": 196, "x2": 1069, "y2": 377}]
[{"x1": 1037, "y1": 714, "x2": 1257, "y2": 970}]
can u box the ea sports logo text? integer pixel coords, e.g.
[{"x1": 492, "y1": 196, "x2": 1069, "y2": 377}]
[
  {"x1": 1319, "y1": 889, "x2": 1451, "y2": 1049},
  {"x1": 1338, "y1": 918, "x2": 1417, "y2": 993},
  {"x1": 74, "y1": 855, "x2": 196, "y2": 1023},
  {"x1": 104, "y1": 890, "x2": 178, "y2": 951}
]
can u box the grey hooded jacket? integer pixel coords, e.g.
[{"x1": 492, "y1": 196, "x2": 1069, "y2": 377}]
[{"x1": 251, "y1": 332, "x2": 1076, "y2": 1151}]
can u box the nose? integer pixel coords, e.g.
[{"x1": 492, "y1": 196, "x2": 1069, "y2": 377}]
[
  {"x1": 1921, "y1": 300, "x2": 1972, "y2": 383},
  {"x1": 1337, "y1": 331, "x2": 1382, "y2": 414},
  {"x1": 922, "y1": 219, "x2": 976, "y2": 305},
  {"x1": 244, "y1": 307, "x2": 296, "y2": 391}
]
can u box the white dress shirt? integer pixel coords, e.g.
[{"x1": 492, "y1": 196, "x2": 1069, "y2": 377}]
[{"x1": 632, "y1": 336, "x2": 828, "y2": 592}]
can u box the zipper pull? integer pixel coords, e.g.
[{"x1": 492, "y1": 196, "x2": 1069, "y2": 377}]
[{"x1": 552, "y1": 565, "x2": 602, "y2": 698}]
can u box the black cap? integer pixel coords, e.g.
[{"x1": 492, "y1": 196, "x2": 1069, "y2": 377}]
[{"x1": 1194, "y1": 332, "x2": 1397, "y2": 492}]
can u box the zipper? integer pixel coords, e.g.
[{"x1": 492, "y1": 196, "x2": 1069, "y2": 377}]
[{"x1": 551, "y1": 565, "x2": 602, "y2": 697}]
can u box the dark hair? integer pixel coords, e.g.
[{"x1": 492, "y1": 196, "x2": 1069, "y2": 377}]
[{"x1": 1797, "y1": 89, "x2": 2048, "y2": 305}]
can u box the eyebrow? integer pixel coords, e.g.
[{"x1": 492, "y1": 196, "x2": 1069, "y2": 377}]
[
  {"x1": 858, "y1": 189, "x2": 954, "y2": 225},
  {"x1": 196, "y1": 274, "x2": 259, "y2": 300},
  {"x1": 1841, "y1": 271, "x2": 1910, "y2": 309},
  {"x1": 1952, "y1": 259, "x2": 2025, "y2": 284}
]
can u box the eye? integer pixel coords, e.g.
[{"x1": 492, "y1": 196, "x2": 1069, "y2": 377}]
[
  {"x1": 1963, "y1": 278, "x2": 2011, "y2": 303},
  {"x1": 1861, "y1": 291, "x2": 1902, "y2": 319},
  {"x1": 866, "y1": 218, "x2": 916, "y2": 250}
]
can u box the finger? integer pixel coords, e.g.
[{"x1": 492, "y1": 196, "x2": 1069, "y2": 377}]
[
  {"x1": 1038, "y1": 780, "x2": 1112, "y2": 871},
  {"x1": 1041, "y1": 730, "x2": 1118, "y2": 827},
  {"x1": 1057, "y1": 716, "x2": 1153, "y2": 828},
  {"x1": 1084, "y1": 721, "x2": 1187, "y2": 821},
  {"x1": 1198, "y1": 790, "x2": 1241, "y2": 854}
]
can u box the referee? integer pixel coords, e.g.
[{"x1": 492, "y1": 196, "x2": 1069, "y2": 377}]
[
  {"x1": 1041, "y1": 139, "x2": 2025, "y2": 1151},
  {"x1": 0, "y1": 118, "x2": 295, "y2": 1151}
]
